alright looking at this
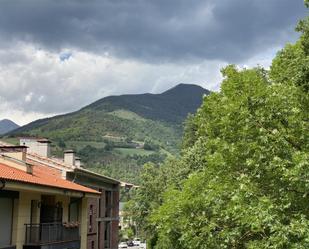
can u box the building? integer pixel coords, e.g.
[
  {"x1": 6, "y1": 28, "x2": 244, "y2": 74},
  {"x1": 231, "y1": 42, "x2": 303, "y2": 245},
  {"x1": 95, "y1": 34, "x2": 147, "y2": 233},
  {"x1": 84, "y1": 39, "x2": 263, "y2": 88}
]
[
  {"x1": 19, "y1": 138, "x2": 121, "y2": 249},
  {"x1": 0, "y1": 145, "x2": 100, "y2": 249}
]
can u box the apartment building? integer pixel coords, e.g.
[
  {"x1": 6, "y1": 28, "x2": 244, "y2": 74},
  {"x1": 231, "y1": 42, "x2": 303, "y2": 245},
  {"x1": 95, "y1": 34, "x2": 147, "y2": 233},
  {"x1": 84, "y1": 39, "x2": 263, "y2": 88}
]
[
  {"x1": 0, "y1": 145, "x2": 100, "y2": 249},
  {"x1": 19, "y1": 138, "x2": 120, "y2": 249}
]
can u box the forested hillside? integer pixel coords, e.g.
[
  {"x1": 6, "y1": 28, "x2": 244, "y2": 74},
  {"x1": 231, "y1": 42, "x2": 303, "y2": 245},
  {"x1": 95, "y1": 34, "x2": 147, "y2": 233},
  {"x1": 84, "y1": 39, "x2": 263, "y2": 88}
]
[
  {"x1": 86, "y1": 83, "x2": 210, "y2": 123},
  {"x1": 5, "y1": 83, "x2": 209, "y2": 184}
]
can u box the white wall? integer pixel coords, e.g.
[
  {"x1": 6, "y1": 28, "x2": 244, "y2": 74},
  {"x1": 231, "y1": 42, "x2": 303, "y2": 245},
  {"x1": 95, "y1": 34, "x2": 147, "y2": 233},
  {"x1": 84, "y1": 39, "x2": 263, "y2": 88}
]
[{"x1": 20, "y1": 138, "x2": 50, "y2": 157}]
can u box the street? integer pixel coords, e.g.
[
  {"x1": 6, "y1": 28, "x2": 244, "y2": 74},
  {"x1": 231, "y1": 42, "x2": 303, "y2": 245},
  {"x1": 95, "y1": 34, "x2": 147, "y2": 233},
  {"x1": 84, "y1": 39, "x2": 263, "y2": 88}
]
[
  {"x1": 119, "y1": 245, "x2": 146, "y2": 249},
  {"x1": 118, "y1": 246, "x2": 143, "y2": 249}
]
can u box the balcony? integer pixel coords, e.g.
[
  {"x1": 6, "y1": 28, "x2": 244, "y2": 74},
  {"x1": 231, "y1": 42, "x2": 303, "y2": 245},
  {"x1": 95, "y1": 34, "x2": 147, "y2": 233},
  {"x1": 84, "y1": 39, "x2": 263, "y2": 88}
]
[{"x1": 24, "y1": 223, "x2": 80, "y2": 249}]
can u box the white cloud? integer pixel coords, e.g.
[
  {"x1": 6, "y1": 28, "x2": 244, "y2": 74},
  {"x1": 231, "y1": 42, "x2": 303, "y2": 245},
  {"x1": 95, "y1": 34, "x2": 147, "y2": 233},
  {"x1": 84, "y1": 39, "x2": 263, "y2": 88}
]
[
  {"x1": 0, "y1": 100, "x2": 58, "y2": 126},
  {"x1": 0, "y1": 43, "x2": 231, "y2": 125},
  {"x1": 25, "y1": 92, "x2": 33, "y2": 102},
  {"x1": 0, "y1": 39, "x2": 280, "y2": 126},
  {"x1": 0, "y1": 0, "x2": 304, "y2": 127}
]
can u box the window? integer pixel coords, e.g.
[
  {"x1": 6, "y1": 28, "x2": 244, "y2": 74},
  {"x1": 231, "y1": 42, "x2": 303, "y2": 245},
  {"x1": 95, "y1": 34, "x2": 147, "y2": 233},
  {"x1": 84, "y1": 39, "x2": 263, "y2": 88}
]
[
  {"x1": 104, "y1": 221, "x2": 111, "y2": 248},
  {"x1": 105, "y1": 191, "x2": 112, "y2": 217},
  {"x1": 69, "y1": 198, "x2": 80, "y2": 222},
  {"x1": 89, "y1": 204, "x2": 93, "y2": 232},
  {"x1": 40, "y1": 195, "x2": 62, "y2": 223}
]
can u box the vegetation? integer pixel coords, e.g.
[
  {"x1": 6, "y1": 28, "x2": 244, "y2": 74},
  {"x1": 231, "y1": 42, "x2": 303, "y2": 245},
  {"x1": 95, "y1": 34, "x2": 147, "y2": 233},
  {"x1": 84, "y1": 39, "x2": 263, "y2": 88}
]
[
  {"x1": 11, "y1": 109, "x2": 182, "y2": 152},
  {"x1": 3, "y1": 84, "x2": 208, "y2": 184},
  {"x1": 129, "y1": 4, "x2": 309, "y2": 248},
  {"x1": 84, "y1": 83, "x2": 209, "y2": 123},
  {"x1": 9, "y1": 84, "x2": 208, "y2": 152},
  {"x1": 77, "y1": 144, "x2": 167, "y2": 184}
]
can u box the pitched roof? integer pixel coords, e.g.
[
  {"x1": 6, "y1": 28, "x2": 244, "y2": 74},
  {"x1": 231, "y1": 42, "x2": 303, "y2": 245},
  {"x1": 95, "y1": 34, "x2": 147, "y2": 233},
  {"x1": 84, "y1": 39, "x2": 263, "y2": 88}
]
[
  {"x1": 0, "y1": 139, "x2": 121, "y2": 186},
  {"x1": 28, "y1": 152, "x2": 120, "y2": 184},
  {"x1": 74, "y1": 167, "x2": 120, "y2": 184},
  {"x1": 27, "y1": 152, "x2": 73, "y2": 170},
  {"x1": 0, "y1": 162, "x2": 99, "y2": 194}
]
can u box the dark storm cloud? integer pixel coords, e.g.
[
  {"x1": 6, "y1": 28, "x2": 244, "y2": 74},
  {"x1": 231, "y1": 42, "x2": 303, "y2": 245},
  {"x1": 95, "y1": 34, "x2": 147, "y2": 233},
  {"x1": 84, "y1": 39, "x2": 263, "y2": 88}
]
[{"x1": 0, "y1": 0, "x2": 307, "y2": 62}]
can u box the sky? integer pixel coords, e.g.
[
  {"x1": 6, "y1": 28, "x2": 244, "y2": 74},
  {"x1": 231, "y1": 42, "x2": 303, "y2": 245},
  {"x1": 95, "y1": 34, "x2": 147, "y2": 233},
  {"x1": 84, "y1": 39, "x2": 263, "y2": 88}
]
[{"x1": 0, "y1": 0, "x2": 307, "y2": 125}]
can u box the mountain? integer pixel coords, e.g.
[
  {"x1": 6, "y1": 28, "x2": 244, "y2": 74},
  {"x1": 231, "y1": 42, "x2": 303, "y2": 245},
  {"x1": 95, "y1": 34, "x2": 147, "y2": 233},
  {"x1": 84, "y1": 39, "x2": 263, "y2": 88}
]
[
  {"x1": 11, "y1": 84, "x2": 209, "y2": 139},
  {"x1": 0, "y1": 119, "x2": 19, "y2": 135},
  {"x1": 7, "y1": 84, "x2": 209, "y2": 184},
  {"x1": 85, "y1": 83, "x2": 210, "y2": 123}
]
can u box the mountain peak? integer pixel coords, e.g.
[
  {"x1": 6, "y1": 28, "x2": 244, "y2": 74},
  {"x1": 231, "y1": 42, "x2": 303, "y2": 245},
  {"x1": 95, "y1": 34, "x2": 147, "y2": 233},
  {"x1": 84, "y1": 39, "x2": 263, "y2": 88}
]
[
  {"x1": 161, "y1": 83, "x2": 210, "y2": 96},
  {"x1": 0, "y1": 119, "x2": 19, "y2": 135},
  {"x1": 163, "y1": 83, "x2": 209, "y2": 94},
  {"x1": 1, "y1": 118, "x2": 15, "y2": 123},
  {"x1": 11, "y1": 83, "x2": 211, "y2": 136}
]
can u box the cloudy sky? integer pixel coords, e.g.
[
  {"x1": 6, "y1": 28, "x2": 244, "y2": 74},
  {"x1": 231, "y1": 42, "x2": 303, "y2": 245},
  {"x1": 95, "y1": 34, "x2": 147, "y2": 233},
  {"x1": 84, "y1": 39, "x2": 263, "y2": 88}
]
[{"x1": 0, "y1": 0, "x2": 307, "y2": 125}]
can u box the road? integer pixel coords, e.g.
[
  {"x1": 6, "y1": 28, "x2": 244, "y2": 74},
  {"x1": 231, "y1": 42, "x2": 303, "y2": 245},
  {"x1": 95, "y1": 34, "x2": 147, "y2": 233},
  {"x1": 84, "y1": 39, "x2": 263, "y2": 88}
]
[
  {"x1": 119, "y1": 246, "x2": 145, "y2": 249},
  {"x1": 118, "y1": 247, "x2": 142, "y2": 249}
]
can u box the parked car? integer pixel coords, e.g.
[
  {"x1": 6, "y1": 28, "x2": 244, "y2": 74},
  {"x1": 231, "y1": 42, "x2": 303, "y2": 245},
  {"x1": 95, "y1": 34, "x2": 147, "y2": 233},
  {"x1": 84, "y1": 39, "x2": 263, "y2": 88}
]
[
  {"x1": 119, "y1": 242, "x2": 128, "y2": 248},
  {"x1": 127, "y1": 241, "x2": 134, "y2": 247},
  {"x1": 133, "y1": 238, "x2": 141, "y2": 246}
]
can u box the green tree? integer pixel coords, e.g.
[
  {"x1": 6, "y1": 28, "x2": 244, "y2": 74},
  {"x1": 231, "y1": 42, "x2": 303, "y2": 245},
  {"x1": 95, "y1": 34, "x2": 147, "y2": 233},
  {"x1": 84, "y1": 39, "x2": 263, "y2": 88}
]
[
  {"x1": 132, "y1": 4, "x2": 309, "y2": 248},
  {"x1": 181, "y1": 113, "x2": 199, "y2": 150},
  {"x1": 151, "y1": 64, "x2": 309, "y2": 248},
  {"x1": 130, "y1": 157, "x2": 191, "y2": 247},
  {"x1": 270, "y1": 41, "x2": 309, "y2": 92},
  {"x1": 270, "y1": 1, "x2": 309, "y2": 92},
  {"x1": 296, "y1": 0, "x2": 309, "y2": 55},
  {"x1": 125, "y1": 227, "x2": 135, "y2": 240},
  {"x1": 144, "y1": 139, "x2": 160, "y2": 151},
  {"x1": 57, "y1": 138, "x2": 66, "y2": 148}
]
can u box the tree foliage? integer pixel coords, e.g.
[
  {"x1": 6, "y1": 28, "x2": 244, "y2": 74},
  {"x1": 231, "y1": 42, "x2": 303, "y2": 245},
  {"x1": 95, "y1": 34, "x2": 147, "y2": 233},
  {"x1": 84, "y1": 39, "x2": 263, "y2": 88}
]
[
  {"x1": 151, "y1": 65, "x2": 309, "y2": 248},
  {"x1": 270, "y1": 41, "x2": 309, "y2": 92},
  {"x1": 181, "y1": 114, "x2": 199, "y2": 150},
  {"x1": 132, "y1": 4, "x2": 309, "y2": 248}
]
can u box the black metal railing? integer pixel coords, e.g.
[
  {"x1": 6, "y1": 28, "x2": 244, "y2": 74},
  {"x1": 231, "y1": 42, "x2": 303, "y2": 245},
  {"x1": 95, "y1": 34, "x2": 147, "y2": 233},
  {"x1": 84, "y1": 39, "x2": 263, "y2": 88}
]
[{"x1": 25, "y1": 223, "x2": 80, "y2": 245}]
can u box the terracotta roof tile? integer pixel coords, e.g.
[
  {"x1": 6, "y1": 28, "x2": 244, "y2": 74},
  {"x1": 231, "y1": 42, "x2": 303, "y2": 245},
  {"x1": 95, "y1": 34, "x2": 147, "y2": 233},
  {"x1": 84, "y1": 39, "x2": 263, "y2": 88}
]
[
  {"x1": 0, "y1": 162, "x2": 99, "y2": 194},
  {"x1": 27, "y1": 158, "x2": 63, "y2": 178},
  {"x1": 27, "y1": 152, "x2": 72, "y2": 169}
]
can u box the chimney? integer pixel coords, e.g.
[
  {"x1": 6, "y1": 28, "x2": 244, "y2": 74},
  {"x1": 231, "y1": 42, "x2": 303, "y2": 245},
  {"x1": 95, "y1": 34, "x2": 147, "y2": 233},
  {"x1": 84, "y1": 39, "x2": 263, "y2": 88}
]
[
  {"x1": 0, "y1": 145, "x2": 27, "y2": 161},
  {"x1": 0, "y1": 145, "x2": 32, "y2": 173},
  {"x1": 36, "y1": 139, "x2": 51, "y2": 157},
  {"x1": 64, "y1": 150, "x2": 75, "y2": 167},
  {"x1": 75, "y1": 157, "x2": 82, "y2": 168},
  {"x1": 20, "y1": 137, "x2": 51, "y2": 158}
]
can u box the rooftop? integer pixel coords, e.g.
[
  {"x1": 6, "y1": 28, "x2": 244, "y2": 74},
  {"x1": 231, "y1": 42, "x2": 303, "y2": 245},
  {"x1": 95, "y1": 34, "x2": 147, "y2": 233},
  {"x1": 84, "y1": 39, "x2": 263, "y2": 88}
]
[
  {"x1": 0, "y1": 162, "x2": 99, "y2": 194},
  {"x1": 0, "y1": 139, "x2": 125, "y2": 186}
]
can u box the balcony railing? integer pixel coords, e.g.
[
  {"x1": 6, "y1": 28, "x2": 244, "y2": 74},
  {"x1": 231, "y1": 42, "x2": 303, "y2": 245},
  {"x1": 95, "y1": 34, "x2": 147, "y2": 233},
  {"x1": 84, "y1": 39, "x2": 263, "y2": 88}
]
[{"x1": 25, "y1": 222, "x2": 80, "y2": 245}]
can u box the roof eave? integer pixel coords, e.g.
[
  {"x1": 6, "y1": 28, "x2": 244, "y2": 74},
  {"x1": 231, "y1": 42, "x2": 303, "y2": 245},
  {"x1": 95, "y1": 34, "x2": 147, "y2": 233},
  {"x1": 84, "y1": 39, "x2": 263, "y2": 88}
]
[
  {"x1": 74, "y1": 167, "x2": 120, "y2": 185},
  {"x1": 3, "y1": 179, "x2": 101, "y2": 197}
]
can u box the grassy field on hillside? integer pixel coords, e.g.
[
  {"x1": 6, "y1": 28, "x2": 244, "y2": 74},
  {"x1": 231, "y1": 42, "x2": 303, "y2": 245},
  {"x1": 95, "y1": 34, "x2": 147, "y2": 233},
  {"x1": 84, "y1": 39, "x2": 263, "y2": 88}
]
[
  {"x1": 1, "y1": 137, "x2": 19, "y2": 145},
  {"x1": 114, "y1": 147, "x2": 154, "y2": 156},
  {"x1": 109, "y1": 109, "x2": 146, "y2": 121},
  {"x1": 65, "y1": 141, "x2": 106, "y2": 150}
]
